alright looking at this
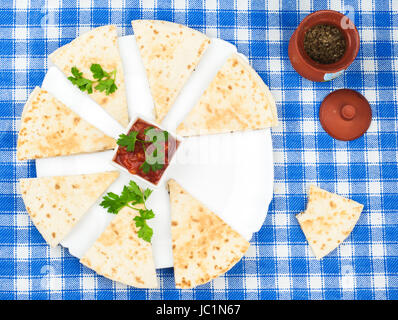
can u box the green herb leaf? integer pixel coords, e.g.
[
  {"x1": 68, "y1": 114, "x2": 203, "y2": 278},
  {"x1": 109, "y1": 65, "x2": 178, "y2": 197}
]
[
  {"x1": 99, "y1": 192, "x2": 127, "y2": 215},
  {"x1": 128, "y1": 180, "x2": 144, "y2": 203},
  {"x1": 90, "y1": 63, "x2": 106, "y2": 80},
  {"x1": 144, "y1": 127, "x2": 169, "y2": 144},
  {"x1": 139, "y1": 143, "x2": 165, "y2": 174},
  {"x1": 134, "y1": 218, "x2": 153, "y2": 243},
  {"x1": 117, "y1": 131, "x2": 139, "y2": 152},
  {"x1": 139, "y1": 159, "x2": 164, "y2": 174},
  {"x1": 71, "y1": 66, "x2": 83, "y2": 78},
  {"x1": 133, "y1": 208, "x2": 155, "y2": 242},
  {"x1": 99, "y1": 181, "x2": 155, "y2": 242},
  {"x1": 143, "y1": 189, "x2": 153, "y2": 201},
  {"x1": 68, "y1": 64, "x2": 118, "y2": 96},
  {"x1": 139, "y1": 209, "x2": 155, "y2": 220},
  {"x1": 107, "y1": 82, "x2": 118, "y2": 95},
  {"x1": 139, "y1": 161, "x2": 151, "y2": 174},
  {"x1": 95, "y1": 78, "x2": 113, "y2": 93},
  {"x1": 150, "y1": 162, "x2": 164, "y2": 171}
]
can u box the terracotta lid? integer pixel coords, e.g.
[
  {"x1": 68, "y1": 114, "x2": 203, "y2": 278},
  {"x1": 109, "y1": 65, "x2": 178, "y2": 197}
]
[{"x1": 319, "y1": 89, "x2": 372, "y2": 141}]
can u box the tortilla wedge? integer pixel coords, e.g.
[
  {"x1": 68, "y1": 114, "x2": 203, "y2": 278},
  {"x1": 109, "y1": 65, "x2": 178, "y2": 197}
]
[
  {"x1": 80, "y1": 206, "x2": 158, "y2": 288},
  {"x1": 17, "y1": 87, "x2": 116, "y2": 161},
  {"x1": 296, "y1": 185, "x2": 364, "y2": 259},
  {"x1": 20, "y1": 171, "x2": 119, "y2": 247},
  {"x1": 167, "y1": 179, "x2": 250, "y2": 289},
  {"x1": 176, "y1": 53, "x2": 279, "y2": 136},
  {"x1": 132, "y1": 20, "x2": 210, "y2": 123},
  {"x1": 49, "y1": 25, "x2": 129, "y2": 127}
]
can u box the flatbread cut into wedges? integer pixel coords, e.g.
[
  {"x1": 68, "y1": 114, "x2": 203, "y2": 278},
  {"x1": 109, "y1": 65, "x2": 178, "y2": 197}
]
[
  {"x1": 176, "y1": 53, "x2": 279, "y2": 136},
  {"x1": 49, "y1": 25, "x2": 128, "y2": 127},
  {"x1": 20, "y1": 171, "x2": 119, "y2": 247},
  {"x1": 80, "y1": 206, "x2": 158, "y2": 288},
  {"x1": 132, "y1": 20, "x2": 211, "y2": 122},
  {"x1": 168, "y1": 179, "x2": 250, "y2": 289},
  {"x1": 17, "y1": 87, "x2": 116, "y2": 161},
  {"x1": 296, "y1": 185, "x2": 364, "y2": 259}
]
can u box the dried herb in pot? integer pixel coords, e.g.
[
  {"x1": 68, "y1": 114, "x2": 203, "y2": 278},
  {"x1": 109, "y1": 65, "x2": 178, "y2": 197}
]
[{"x1": 303, "y1": 24, "x2": 346, "y2": 64}]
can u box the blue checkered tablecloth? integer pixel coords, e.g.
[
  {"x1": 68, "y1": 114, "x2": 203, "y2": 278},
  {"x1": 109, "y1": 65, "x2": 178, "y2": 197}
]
[{"x1": 0, "y1": 0, "x2": 397, "y2": 300}]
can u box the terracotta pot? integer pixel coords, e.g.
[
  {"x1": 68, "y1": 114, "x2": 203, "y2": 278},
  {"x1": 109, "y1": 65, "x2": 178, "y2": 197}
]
[{"x1": 288, "y1": 10, "x2": 360, "y2": 82}]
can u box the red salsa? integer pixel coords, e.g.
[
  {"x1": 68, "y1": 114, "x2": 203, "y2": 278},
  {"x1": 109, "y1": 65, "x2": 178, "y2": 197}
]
[{"x1": 113, "y1": 118, "x2": 180, "y2": 185}]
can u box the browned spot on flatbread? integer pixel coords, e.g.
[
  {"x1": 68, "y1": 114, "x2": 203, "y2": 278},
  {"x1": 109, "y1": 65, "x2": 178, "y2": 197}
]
[{"x1": 135, "y1": 277, "x2": 144, "y2": 285}]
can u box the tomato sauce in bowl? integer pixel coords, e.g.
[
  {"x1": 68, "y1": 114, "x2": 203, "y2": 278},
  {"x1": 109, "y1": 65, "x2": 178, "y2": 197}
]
[{"x1": 113, "y1": 118, "x2": 180, "y2": 185}]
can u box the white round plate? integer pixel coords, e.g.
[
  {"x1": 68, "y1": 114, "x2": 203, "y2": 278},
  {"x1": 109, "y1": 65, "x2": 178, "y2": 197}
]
[{"x1": 35, "y1": 35, "x2": 274, "y2": 269}]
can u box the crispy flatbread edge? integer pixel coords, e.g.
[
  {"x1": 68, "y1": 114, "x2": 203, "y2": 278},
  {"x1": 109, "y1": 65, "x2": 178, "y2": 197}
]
[
  {"x1": 19, "y1": 171, "x2": 120, "y2": 248},
  {"x1": 131, "y1": 20, "x2": 211, "y2": 124},
  {"x1": 296, "y1": 211, "x2": 324, "y2": 260},
  {"x1": 79, "y1": 206, "x2": 159, "y2": 289},
  {"x1": 176, "y1": 53, "x2": 279, "y2": 136},
  {"x1": 19, "y1": 178, "x2": 57, "y2": 248},
  {"x1": 16, "y1": 86, "x2": 117, "y2": 161},
  {"x1": 167, "y1": 179, "x2": 251, "y2": 289},
  {"x1": 48, "y1": 25, "x2": 129, "y2": 127},
  {"x1": 79, "y1": 257, "x2": 159, "y2": 289},
  {"x1": 178, "y1": 243, "x2": 250, "y2": 289},
  {"x1": 296, "y1": 185, "x2": 364, "y2": 259},
  {"x1": 296, "y1": 209, "x2": 362, "y2": 260},
  {"x1": 17, "y1": 86, "x2": 41, "y2": 161},
  {"x1": 234, "y1": 54, "x2": 279, "y2": 128}
]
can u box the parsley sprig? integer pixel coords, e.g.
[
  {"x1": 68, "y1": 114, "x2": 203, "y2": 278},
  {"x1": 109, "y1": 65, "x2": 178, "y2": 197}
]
[
  {"x1": 68, "y1": 64, "x2": 117, "y2": 96},
  {"x1": 117, "y1": 127, "x2": 169, "y2": 174},
  {"x1": 100, "y1": 180, "x2": 155, "y2": 243},
  {"x1": 117, "y1": 131, "x2": 139, "y2": 152}
]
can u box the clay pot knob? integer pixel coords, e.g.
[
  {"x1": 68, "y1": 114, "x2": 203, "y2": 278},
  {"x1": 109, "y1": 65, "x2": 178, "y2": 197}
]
[{"x1": 341, "y1": 104, "x2": 356, "y2": 120}]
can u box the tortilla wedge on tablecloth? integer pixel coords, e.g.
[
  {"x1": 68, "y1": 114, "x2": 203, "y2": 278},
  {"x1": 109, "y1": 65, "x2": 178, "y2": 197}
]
[
  {"x1": 296, "y1": 185, "x2": 364, "y2": 259},
  {"x1": 80, "y1": 206, "x2": 158, "y2": 288},
  {"x1": 167, "y1": 179, "x2": 250, "y2": 289},
  {"x1": 19, "y1": 171, "x2": 119, "y2": 247},
  {"x1": 17, "y1": 87, "x2": 116, "y2": 161},
  {"x1": 49, "y1": 25, "x2": 129, "y2": 127},
  {"x1": 176, "y1": 53, "x2": 279, "y2": 136},
  {"x1": 132, "y1": 20, "x2": 211, "y2": 123}
]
